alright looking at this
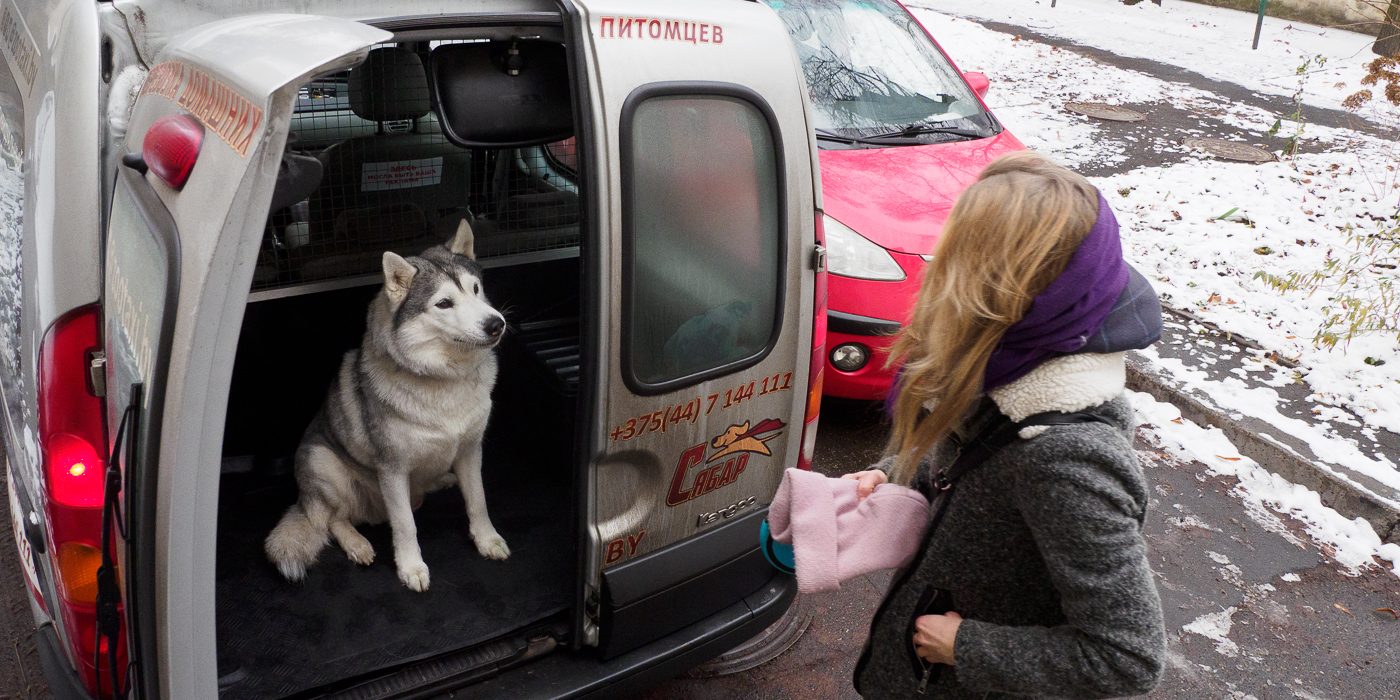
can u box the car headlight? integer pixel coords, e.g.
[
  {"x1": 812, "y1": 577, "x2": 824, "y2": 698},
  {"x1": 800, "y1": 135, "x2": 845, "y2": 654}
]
[{"x1": 824, "y1": 215, "x2": 906, "y2": 281}]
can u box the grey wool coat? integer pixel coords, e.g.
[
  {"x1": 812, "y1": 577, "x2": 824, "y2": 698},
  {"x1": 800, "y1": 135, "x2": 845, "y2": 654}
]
[{"x1": 855, "y1": 352, "x2": 1166, "y2": 700}]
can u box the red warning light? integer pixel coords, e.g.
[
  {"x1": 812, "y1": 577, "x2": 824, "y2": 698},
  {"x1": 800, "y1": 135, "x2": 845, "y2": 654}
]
[{"x1": 143, "y1": 114, "x2": 204, "y2": 190}]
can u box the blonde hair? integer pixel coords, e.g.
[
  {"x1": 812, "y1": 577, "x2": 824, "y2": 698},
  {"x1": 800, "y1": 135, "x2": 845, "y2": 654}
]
[{"x1": 883, "y1": 151, "x2": 1100, "y2": 485}]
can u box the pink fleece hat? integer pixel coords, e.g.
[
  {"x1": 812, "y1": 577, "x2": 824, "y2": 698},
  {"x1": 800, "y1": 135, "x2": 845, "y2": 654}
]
[{"x1": 767, "y1": 468, "x2": 930, "y2": 593}]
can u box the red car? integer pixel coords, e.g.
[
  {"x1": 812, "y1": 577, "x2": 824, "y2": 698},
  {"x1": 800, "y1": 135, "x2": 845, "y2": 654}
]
[{"x1": 766, "y1": 0, "x2": 1025, "y2": 400}]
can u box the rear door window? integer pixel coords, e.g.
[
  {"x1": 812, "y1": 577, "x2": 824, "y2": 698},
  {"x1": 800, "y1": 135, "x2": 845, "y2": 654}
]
[{"x1": 622, "y1": 90, "x2": 783, "y2": 392}]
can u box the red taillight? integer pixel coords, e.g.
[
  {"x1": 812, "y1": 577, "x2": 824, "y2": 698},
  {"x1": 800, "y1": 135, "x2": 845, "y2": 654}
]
[
  {"x1": 143, "y1": 113, "x2": 203, "y2": 190},
  {"x1": 798, "y1": 213, "x2": 828, "y2": 471},
  {"x1": 38, "y1": 304, "x2": 126, "y2": 695},
  {"x1": 45, "y1": 433, "x2": 105, "y2": 507}
]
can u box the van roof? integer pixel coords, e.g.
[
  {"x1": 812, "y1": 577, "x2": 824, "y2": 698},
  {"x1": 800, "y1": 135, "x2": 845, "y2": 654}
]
[{"x1": 115, "y1": 0, "x2": 561, "y2": 65}]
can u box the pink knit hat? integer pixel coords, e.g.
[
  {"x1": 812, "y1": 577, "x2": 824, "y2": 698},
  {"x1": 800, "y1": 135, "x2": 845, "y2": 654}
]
[{"x1": 767, "y1": 468, "x2": 930, "y2": 593}]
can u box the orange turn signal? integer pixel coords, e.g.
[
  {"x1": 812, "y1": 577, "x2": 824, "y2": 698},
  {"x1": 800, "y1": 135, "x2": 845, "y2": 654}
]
[{"x1": 56, "y1": 542, "x2": 102, "y2": 604}]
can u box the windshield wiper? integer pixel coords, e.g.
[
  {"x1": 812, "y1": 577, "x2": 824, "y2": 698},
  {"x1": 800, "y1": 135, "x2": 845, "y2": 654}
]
[
  {"x1": 864, "y1": 124, "x2": 986, "y2": 141},
  {"x1": 814, "y1": 128, "x2": 884, "y2": 146}
]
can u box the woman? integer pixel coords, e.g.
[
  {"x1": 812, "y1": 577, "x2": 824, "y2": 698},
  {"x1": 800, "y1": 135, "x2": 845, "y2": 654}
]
[{"x1": 845, "y1": 151, "x2": 1166, "y2": 699}]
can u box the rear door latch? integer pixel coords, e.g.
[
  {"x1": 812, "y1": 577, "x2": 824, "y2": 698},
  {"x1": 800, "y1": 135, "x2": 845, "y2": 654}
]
[
  {"x1": 810, "y1": 244, "x2": 826, "y2": 272},
  {"x1": 87, "y1": 351, "x2": 107, "y2": 398}
]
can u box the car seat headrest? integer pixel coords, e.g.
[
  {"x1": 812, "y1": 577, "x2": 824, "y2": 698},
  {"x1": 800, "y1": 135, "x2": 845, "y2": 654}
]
[{"x1": 348, "y1": 47, "x2": 431, "y2": 123}]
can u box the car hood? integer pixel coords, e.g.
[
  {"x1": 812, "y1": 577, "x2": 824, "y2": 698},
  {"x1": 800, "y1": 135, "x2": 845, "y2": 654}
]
[{"x1": 818, "y1": 132, "x2": 1025, "y2": 256}]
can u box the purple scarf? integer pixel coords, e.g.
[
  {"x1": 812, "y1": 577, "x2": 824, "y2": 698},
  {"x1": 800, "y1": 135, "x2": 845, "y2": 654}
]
[{"x1": 981, "y1": 194, "x2": 1128, "y2": 391}]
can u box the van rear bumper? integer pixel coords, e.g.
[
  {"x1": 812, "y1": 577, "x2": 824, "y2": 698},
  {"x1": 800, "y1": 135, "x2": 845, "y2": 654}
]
[
  {"x1": 448, "y1": 570, "x2": 796, "y2": 700},
  {"x1": 36, "y1": 622, "x2": 94, "y2": 700}
]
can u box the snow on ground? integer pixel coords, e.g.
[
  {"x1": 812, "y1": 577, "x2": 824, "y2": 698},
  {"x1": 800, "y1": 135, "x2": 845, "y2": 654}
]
[
  {"x1": 912, "y1": 7, "x2": 1400, "y2": 436},
  {"x1": 1132, "y1": 390, "x2": 1400, "y2": 577},
  {"x1": 1182, "y1": 606, "x2": 1240, "y2": 657},
  {"x1": 909, "y1": 0, "x2": 1386, "y2": 124},
  {"x1": 1109, "y1": 155, "x2": 1400, "y2": 436},
  {"x1": 906, "y1": 5, "x2": 1400, "y2": 576}
]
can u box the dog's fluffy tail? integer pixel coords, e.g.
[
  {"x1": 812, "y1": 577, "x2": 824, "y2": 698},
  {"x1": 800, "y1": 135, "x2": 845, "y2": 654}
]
[{"x1": 265, "y1": 503, "x2": 328, "y2": 581}]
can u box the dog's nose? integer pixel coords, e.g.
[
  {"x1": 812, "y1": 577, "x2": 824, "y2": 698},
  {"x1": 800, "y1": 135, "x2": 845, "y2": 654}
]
[{"x1": 484, "y1": 317, "x2": 505, "y2": 338}]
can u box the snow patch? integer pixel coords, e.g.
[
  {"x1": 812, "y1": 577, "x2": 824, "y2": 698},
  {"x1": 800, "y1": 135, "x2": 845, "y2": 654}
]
[
  {"x1": 1183, "y1": 607, "x2": 1239, "y2": 657},
  {"x1": 1131, "y1": 390, "x2": 1400, "y2": 577},
  {"x1": 1280, "y1": 572, "x2": 1302, "y2": 582}
]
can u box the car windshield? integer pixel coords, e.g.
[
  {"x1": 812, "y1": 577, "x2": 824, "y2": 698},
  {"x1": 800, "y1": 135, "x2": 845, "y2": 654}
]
[{"x1": 764, "y1": 0, "x2": 991, "y2": 139}]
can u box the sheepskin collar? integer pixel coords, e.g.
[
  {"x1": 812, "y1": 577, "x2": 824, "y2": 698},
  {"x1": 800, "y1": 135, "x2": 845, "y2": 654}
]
[{"x1": 988, "y1": 352, "x2": 1126, "y2": 423}]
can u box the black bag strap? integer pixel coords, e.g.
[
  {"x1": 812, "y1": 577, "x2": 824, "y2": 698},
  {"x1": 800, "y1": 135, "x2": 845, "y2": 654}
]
[{"x1": 931, "y1": 410, "x2": 1115, "y2": 491}]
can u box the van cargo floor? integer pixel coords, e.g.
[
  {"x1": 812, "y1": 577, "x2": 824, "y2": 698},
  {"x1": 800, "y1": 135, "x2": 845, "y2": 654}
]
[{"x1": 215, "y1": 461, "x2": 572, "y2": 700}]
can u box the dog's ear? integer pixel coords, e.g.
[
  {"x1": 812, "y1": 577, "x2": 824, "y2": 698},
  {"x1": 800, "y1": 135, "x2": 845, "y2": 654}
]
[
  {"x1": 382, "y1": 252, "x2": 417, "y2": 303},
  {"x1": 449, "y1": 219, "x2": 476, "y2": 259}
]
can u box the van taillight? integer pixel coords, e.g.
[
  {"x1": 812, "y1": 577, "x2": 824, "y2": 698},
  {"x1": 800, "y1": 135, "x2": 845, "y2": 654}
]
[
  {"x1": 38, "y1": 304, "x2": 126, "y2": 695},
  {"x1": 143, "y1": 113, "x2": 203, "y2": 190},
  {"x1": 798, "y1": 213, "x2": 828, "y2": 471},
  {"x1": 45, "y1": 433, "x2": 105, "y2": 507}
]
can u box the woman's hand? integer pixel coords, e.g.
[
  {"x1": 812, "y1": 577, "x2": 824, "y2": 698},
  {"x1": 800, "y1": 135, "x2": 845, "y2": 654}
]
[
  {"x1": 840, "y1": 469, "x2": 888, "y2": 501},
  {"x1": 913, "y1": 612, "x2": 963, "y2": 666}
]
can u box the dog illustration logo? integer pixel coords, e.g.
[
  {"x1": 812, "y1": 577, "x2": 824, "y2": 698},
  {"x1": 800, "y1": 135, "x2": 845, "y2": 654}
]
[
  {"x1": 666, "y1": 418, "x2": 787, "y2": 507},
  {"x1": 707, "y1": 418, "x2": 785, "y2": 462}
]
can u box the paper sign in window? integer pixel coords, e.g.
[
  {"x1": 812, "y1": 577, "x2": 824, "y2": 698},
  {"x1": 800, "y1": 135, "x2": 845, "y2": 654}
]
[{"x1": 361, "y1": 158, "x2": 444, "y2": 191}]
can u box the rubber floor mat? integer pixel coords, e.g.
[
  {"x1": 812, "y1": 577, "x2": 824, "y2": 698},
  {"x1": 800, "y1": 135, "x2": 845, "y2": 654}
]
[{"x1": 215, "y1": 461, "x2": 572, "y2": 700}]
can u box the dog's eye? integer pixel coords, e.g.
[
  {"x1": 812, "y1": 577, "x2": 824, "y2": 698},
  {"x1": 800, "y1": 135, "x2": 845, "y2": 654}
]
[
  {"x1": 473, "y1": 282, "x2": 480, "y2": 295},
  {"x1": 435, "y1": 299, "x2": 454, "y2": 309}
]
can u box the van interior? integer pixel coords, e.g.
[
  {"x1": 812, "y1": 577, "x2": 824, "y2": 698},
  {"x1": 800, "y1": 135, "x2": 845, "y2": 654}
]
[{"x1": 214, "y1": 33, "x2": 582, "y2": 699}]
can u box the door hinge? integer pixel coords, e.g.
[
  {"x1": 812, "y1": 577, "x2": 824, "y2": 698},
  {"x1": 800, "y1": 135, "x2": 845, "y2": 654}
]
[
  {"x1": 88, "y1": 351, "x2": 107, "y2": 398},
  {"x1": 811, "y1": 244, "x2": 826, "y2": 272}
]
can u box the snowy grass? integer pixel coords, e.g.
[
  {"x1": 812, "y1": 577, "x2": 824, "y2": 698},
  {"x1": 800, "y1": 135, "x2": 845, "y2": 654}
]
[
  {"x1": 908, "y1": 5, "x2": 1400, "y2": 576},
  {"x1": 909, "y1": 0, "x2": 1385, "y2": 124},
  {"x1": 913, "y1": 7, "x2": 1400, "y2": 435}
]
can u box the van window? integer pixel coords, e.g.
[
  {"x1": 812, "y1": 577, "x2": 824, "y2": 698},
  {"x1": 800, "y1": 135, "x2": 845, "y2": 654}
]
[
  {"x1": 254, "y1": 41, "x2": 581, "y2": 294},
  {"x1": 623, "y1": 93, "x2": 782, "y2": 391}
]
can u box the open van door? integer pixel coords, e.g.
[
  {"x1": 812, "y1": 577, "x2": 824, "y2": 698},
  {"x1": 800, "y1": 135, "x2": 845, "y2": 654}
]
[
  {"x1": 567, "y1": 0, "x2": 818, "y2": 659},
  {"x1": 101, "y1": 16, "x2": 388, "y2": 698}
]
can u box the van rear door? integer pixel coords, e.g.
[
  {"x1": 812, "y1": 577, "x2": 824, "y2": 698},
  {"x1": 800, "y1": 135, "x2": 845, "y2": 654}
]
[
  {"x1": 101, "y1": 16, "x2": 388, "y2": 698},
  {"x1": 567, "y1": 0, "x2": 817, "y2": 658}
]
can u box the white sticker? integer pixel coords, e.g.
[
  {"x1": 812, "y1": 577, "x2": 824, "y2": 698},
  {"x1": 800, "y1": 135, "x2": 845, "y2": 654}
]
[
  {"x1": 7, "y1": 461, "x2": 39, "y2": 595},
  {"x1": 361, "y1": 158, "x2": 443, "y2": 191}
]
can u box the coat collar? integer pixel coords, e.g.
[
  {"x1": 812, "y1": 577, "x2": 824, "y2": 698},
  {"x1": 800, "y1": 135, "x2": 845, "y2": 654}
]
[{"x1": 987, "y1": 352, "x2": 1126, "y2": 422}]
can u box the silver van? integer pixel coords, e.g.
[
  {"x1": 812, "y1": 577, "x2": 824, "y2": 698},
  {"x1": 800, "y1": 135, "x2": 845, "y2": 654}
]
[{"x1": 0, "y1": 0, "x2": 827, "y2": 697}]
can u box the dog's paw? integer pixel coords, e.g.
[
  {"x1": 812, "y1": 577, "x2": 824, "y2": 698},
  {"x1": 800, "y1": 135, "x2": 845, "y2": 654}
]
[
  {"x1": 343, "y1": 539, "x2": 376, "y2": 566},
  {"x1": 474, "y1": 533, "x2": 511, "y2": 560},
  {"x1": 397, "y1": 561, "x2": 431, "y2": 591}
]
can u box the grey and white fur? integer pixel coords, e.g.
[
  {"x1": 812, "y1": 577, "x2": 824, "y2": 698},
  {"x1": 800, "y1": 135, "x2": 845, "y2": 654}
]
[{"x1": 265, "y1": 220, "x2": 511, "y2": 592}]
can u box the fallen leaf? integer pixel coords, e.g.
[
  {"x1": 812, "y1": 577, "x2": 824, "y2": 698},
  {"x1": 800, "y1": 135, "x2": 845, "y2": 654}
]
[
  {"x1": 1286, "y1": 335, "x2": 1296, "y2": 339},
  {"x1": 1216, "y1": 455, "x2": 1241, "y2": 461},
  {"x1": 1335, "y1": 603, "x2": 1353, "y2": 616},
  {"x1": 1376, "y1": 608, "x2": 1399, "y2": 619},
  {"x1": 1170, "y1": 418, "x2": 1184, "y2": 424},
  {"x1": 1207, "y1": 292, "x2": 1222, "y2": 303}
]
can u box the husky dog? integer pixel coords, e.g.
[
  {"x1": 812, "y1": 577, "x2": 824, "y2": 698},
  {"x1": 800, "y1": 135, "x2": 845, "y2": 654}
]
[{"x1": 265, "y1": 221, "x2": 510, "y2": 592}]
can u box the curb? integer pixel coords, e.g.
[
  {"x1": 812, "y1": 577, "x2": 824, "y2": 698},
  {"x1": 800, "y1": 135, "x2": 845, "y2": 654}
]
[{"x1": 1125, "y1": 355, "x2": 1400, "y2": 546}]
